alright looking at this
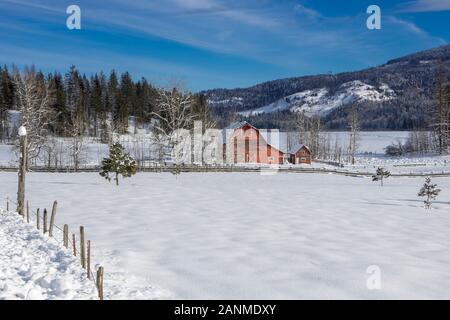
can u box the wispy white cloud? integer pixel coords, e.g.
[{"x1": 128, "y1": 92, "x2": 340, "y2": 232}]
[
  {"x1": 387, "y1": 16, "x2": 447, "y2": 44},
  {"x1": 399, "y1": 0, "x2": 450, "y2": 12},
  {"x1": 293, "y1": 4, "x2": 322, "y2": 20},
  {"x1": 0, "y1": 0, "x2": 448, "y2": 89},
  {"x1": 2, "y1": 0, "x2": 60, "y2": 13}
]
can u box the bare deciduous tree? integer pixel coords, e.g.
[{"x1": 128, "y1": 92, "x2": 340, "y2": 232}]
[
  {"x1": 430, "y1": 61, "x2": 450, "y2": 154},
  {"x1": 13, "y1": 67, "x2": 55, "y2": 162},
  {"x1": 348, "y1": 106, "x2": 360, "y2": 165},
  {"x1": 151, "y1": 87, "x2": 195, "y2": 164}
]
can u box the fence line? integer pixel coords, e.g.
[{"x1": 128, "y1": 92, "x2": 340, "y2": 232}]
[
  {"x1": 1, "y1": 164, "x2": 450, "y2": 178},
  {"x1": 1, "y1": 196, "x2": 103, "y2": 299}
]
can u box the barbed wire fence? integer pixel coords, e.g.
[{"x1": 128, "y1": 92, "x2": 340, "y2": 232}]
[{"x1": 1, "y1": 196, "x2": 104, "y2": 300}]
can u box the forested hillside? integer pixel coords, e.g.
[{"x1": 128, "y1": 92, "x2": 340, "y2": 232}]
[
  {"x1": 204, "y1": 45, "x2": 450, "y2": 130},
  {"x1": 0, "y1": 65, "x2": 211, "y2": 143}
]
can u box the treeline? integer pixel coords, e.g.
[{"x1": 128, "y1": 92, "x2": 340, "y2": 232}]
[
  {"x1": 383, "y1": 61, "x2": 450, "y2": 156},
  {"x1": 0, "y1": 65, "x2": 212, "y2": 143}
]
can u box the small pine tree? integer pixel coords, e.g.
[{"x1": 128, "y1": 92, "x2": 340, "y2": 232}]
[
  {"x1": 171, "y1": 164, "x2": 182, "y2": 178},
  {"x1": 372, "y1": 167, "x2": 391, "y2": 187},
  {"x1": 100, "y1": 142, "x2": 137, "y2": 186},
  {"x1": 418, "y1": 177, "x2": 441, "y2": 209}
]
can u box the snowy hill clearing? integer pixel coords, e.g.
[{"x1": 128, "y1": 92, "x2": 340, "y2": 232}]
[{"x1": 238, "y1": 81, "x2": 395, "y2": 117}]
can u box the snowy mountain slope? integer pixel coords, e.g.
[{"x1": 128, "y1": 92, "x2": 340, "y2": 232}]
[
  {"x1": 238, "y1": 81, "x2": 395, "y2": 117},
  {"x1": 0, "y1": 209, "x2": 97, "y2": 300},
  {"x1": 205, "y1": 45, "x2": 450, "y2": 129}
]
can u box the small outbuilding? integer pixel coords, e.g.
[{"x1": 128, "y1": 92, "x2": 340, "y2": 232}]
[{"x1": 288, "y1": 144, "x2": 312, "y2": 165}]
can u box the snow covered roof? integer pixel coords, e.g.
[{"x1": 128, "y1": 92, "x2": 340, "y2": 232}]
[
  {"x1": 288, "y1": 143, "x2": 310, "y2": 154},
  {"x1": 222, "y1": 121, "x2": 256, "y2": 144},
  {"x1": 225, "y1": 121, "x2": 253, "y2": 130}
]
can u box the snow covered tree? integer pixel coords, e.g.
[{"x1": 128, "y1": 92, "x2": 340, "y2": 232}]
[
  {"x1": 348, "y1": 105, "x2": 360, "y2": 165},
  {"x1": 418, "y1": 177, "x2": 441, "y2": 209},
  {"x1": 152, "y1": 87, "x2": 195, "y2": 165},
  {"x1": 372, "y1": 167, "x2": 391, "y2": 187},
  {"x1": 13, "y1": 66, "x2": 56, "y2": 162},
  {"x1": 100, "y1": 142, "x2": 137, "y2": 186}
]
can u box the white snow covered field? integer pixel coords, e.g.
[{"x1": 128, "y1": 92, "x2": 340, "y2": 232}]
[{"x1": 1, "y1": 171, "x2": 450, "y2": 299}]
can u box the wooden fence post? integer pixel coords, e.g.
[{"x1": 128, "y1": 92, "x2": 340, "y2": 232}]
[
  {"x1": 49, "y1": 201, "x2": 57, "y2": 237},
  {"x1": 80, "y1": 226, "x2": 86, "y2": 269},
  {"x1": 72, "y1": 233, "x2": 77, "y2": 256},
  {"x1": 26, "y1": 201, "x2": 29, "y2": 223},
  {"x1": 96, "y1": 266, "x2": 104, "y2": 300},
  {"x1": 43, "y1": 209, "x2": 48, "y2": 234},
  {"x1": 36, "y1": 208, "x2": 40, "y2": 230},
  {"x1": 63, "y1": 224, "x2": 69, "y2": 248},
  {"x1": 17, "y1": 128, "x2": 27, "y2": 216},
  {"x1": 87, "y1": 240, "x2": 91, "y2": 279}
]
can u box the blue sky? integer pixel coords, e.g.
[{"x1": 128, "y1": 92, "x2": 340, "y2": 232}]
[{"x1": 0, "y1": 0, "x2": 449, "y2": 91}]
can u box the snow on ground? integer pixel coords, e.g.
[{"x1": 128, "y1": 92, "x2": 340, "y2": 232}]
[
  {"x1": 0, "y1": 208, "x2": 97, "y2": 300},
  {"x1": 351, "y1": 154, "x2": 450, "y2": 175},
  {"x1": 0, "y1": 197, "x2": 171, "y2": 300},
  {"x1": 1, "y1": 172, "x2": 450, "y2": 299}
]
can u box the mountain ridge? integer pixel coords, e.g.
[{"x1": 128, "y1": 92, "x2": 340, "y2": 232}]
[{"x1": 203, "y1": 45, "x2": 450, "y2": 130}]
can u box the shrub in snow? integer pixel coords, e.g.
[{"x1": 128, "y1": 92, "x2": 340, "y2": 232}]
[
  {"x1": 384, "y1": 143, "x2": 405, "y2": 157},
  {"x1": 418, "y1": 177, "x2": 441, "y2": 209},
  {"x1": 372, "y1": 167, "x2": 391, "y2": 187},
  {"x1": 171, "y1": 164, "x2": 182, "y2": 178},
  {"x1": 100, "y1": 142, "x2": 137, "y2": 186}
]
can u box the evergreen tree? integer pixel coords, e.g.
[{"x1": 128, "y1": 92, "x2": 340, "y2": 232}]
[
  {"x1": 100, "y1": 142, "x2": 137, "y2": 186},
  {"x1": 418, "y1": 177, "x2": 441, "y2": 209},
  {"x1": 90, "y1": 74, "x2": 105, "y2": 137},
  {"x1": 107, "y1": 70, "x2": 118, "y2": 114},
  {"x1": 191, "y1": 93, "x2": 215, "y2": 130},
  {"x1": 135, "y1": 78, "x2": 156, "y2": 129},
  {"x1": 48, "y1": 72, "x2": 68, "y2": 136},
  {"x1": 0, "y1": 66, "x2": 15, "y2": 141},
  {"x1": 372, "y1": 167, "x2": 391, "y2": 187},
  {"x1": 0, "y1": 70, "x2": 5, "y2": 142},
  {"x1": 115, "y1": 72, "x2": 134, "y2": 134}
]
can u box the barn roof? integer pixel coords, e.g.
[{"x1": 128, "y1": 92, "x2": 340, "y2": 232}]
[
  {"x1": 288, "y1": 143, "x2": 310, "y2": 154},
  {"x1": 225, "y1": 121, "x2": 252, "y2": 130}
]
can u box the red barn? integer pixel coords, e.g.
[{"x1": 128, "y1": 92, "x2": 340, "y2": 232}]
[{"x1": 223, "y1": 122, "x2": 312, "y2": 165}]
